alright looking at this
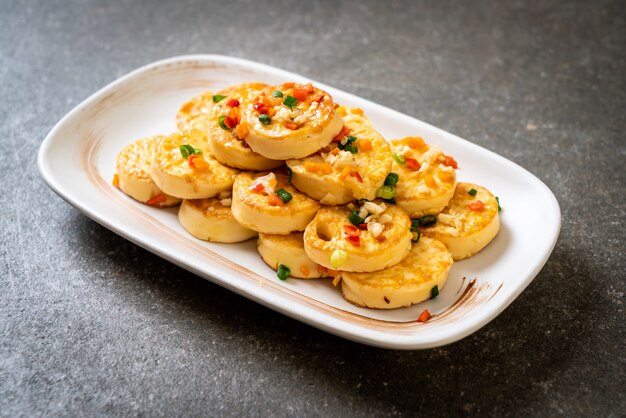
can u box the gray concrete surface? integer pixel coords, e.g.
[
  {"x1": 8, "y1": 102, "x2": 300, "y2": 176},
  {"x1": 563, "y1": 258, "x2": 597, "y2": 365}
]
[{"x1": 1, "y1": 0, "x2": 624, "y2": 416}]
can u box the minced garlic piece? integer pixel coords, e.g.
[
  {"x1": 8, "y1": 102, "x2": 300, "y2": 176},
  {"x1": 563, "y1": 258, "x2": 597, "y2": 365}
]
[
  {"x1": 293, "y1": 114, "x2": 310, "y2": 125},
  {"x1": 394, "y1": 145, "x2": 412, "y2": 156},
  {"x1": 363, "y1": 201, "x2": 386, "y2": 216},
  {"x1": 331, "y1": 150, "x2": 356, "y2": 168},
  {"x1": 441, "y1": 226, "x2": 460, "y2": 237},
  {"x1": 251, "y1": 172, "x2": 277, "y2": 194},
  {"x1": 273, "y1": 106, "x2": 291, "y2": 123},
  {"x1": 367, "y1": 222, "x2": 385, "y2": 238}
]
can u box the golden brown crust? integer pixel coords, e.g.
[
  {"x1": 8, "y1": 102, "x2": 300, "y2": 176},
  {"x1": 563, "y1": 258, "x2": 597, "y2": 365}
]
[
  {"x1": 287, "y1": 107, "x2": 392, "y2": 204},
  {"x1": 150, "y1": 130, "x2": 239, "y2": 199},
  {"x1": 304, "y1": 202, "x2": 410, "y2": 256},
  {"x1": 246, "y1": 83, "x2": 337, "y2": 139},
  {"x1": 233, "y1": 172, "x2": 319, "y2": 217},
  {"x1": 240, "y1": 82, "x2": 344, "y2": 159},
  {"x1": 116, "y1": 136, "x2": 165, "y2": 179},
  {"x1": 341, "y1": 237, "x2": 453, "y2": 309},
  {"x1": 422, "y1": 182, "x2": 499, "y2": 237},
  {"x1": 390, "y1": 137, "x2": 457, "y2": 217},
  {"x1": 184, "y1": 197, "x2": 233, "y2": 220},
  {"x1": 206, "y1": 83, "x2": 284, "y2": 170},
  {"x1": 176, "y1": 84, "x2": 243, "y2": 133}
]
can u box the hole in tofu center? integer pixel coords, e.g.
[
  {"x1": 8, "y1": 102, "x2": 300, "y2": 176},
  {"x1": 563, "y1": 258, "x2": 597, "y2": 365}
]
[{"x1": 316, "y1": 223, "x2": 332, "y2": 241}]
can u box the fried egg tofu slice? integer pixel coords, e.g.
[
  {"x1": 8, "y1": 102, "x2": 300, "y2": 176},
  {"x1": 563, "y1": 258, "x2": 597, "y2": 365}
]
[
  {"x1": 206, "y1": 82, "x2": 284, "y2": 170},
  {"x1": 420, "y1": 182, "x2": 500, "y2": 260},
  {"x1": 287, "y1": 106, "x2": 392, "y2": 205},
  {"x1": 304, "y1": 200, "x2": 412, "y2": 273},
  {"x1": 231, "y1": 171, "x2": 320, "y2": 235},
  {"x1": 176, "y1": 91, "x2": 216, "y2": 135},
  {"x1": 176, "y1": 85, "x2": 238, "y2": 135},
  {"x1": 390, "y1": 137, "x2": 457, "y2": 218},
  {"x1": 257, "y1": 232, "x2": 330, "y2": 279},
  {"x1": 150, "y1": 130, "x2": 239, "y2": 200},
  {"x1": 341, "y1": 237, "x2": 453, "y2": 309},
  {"x1": 240, "y1": 82, "x2": 344, "y2": 160},
  {"x1": 178, "y1": 193, "x2": 257, "y2": 243},
  {"x1": 115, "y1": 136, "x2": 181, "y2": 207}
]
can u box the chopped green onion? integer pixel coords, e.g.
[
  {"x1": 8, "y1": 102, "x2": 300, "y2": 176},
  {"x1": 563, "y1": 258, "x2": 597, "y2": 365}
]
[
  {"x1": 392, "y1": 153, "x2": 406, "y2": 164},
  {"x1": 287, "y1": 166, "x2": 293, "y2": 184},
  {"x1": 468, "y1": 188, "x2": 478, "y2": 196},
  {"x1": 179, "y1": 144, "x2": 201, "y2": 159},
  {"x1": 277, "y1": 264, "x2": 290, "y2": 280},
  {"x1": 416, "y1": 215, "x2": 437, "y2": 227},
  {"x1": 338, "y1": 136, "x2": 358, "y2": 154},
  {"x1": 430, "y1": 285, "x2": 439, "y2": 299},
  {"x1": 330, "y1": 250, "x2": 348, "y2": 269},
  {"x1": 219, "y1": 116, "x2": 230, "y2": 130},
  {"x1": 259, "y1": 114, "x2": 272, "y2": 125},
  {"x1": 272, "y1": 90, "x2": 283, "y2": 98},
  {"x1": 411, "y1": 229, "x2": 420, "y2": 243},
  {"x1": 496, "y1": 196, "x2": 501, "y2": 212},
  {"x1": 275, "y1": 189, "x2": 292, "y2": 204},
  {"x1": 410, "y1": 219, "x2": 421, "y2": 231},
  {"x1": 377, "y1": 185, "x2": 396, "y2": 200},
  {"x1": 212, "y1": 94, "x2": 226, "y2": 103},
  {"x1": 384, "y1": 173, "x2": 399, "y2": 187},
  {"x1": 348, "y1": 211, "x2": 364, "y2": 226},
  {"x1": 283, "y1": 95, "x2": 298, "y2": 109},
  {"x1": 343, "y1": 136, "x2": 358, "y2": 145}
]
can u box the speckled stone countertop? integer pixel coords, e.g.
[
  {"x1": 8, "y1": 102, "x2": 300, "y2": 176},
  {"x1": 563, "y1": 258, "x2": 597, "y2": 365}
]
[{"x1": 1, "y1": 0, "x2": 624, "y2": 416}]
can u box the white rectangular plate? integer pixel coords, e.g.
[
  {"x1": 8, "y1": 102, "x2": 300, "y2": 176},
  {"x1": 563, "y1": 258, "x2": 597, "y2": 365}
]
[{"x1": 38, "y1": 55, "x2": 560, "y2": 349}]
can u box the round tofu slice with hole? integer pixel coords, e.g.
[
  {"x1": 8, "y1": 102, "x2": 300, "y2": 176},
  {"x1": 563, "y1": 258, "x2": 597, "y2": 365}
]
[
  {"x1": 420, "y1": 182, "x2": 500, "y2": 260},
  {"x1": 206, "y1": 82, "x2": 284, "y2": 170},
  {"x1": 176, "y1": 91, "x2": 216, "y2": 135},
  {"x1": 341, "y1": 236, "x2": 453, "y2": 309},
  {"x1": 304, "y1": 200, "x2": 412, "y2": 273},
  {"x1": 150, "y1": 130, "x2": 239, "y2": 199},
  {"x1": 240, "y1": 82, "x2": 344, "y2": 160},
  {"x1": 231, "y1": 171, "x2": 320, "y2": 235},
  {"x1": 176, "y1": 85, "x2": 238, "y2": 136},
  {"x1": 390, "y1": 137, "x2": 457, "y2": 218},
  {"x1": 178, "y1": 193, "x2": 257, "y2": 243},
  {"x1": 115, "y1": 136, "x2": 181, "y2": 207},
  {"x1": 258, "y1": 232, "x2": 330, "y2": 279},
  {"x1": 287, "y1": 106, "x2": 392, "y2": 205}
]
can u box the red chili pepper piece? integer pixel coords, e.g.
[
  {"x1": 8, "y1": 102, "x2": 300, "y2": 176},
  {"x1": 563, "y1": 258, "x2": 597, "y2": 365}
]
[
  {"x1": 147, "y1": 194, "x2": 166, "y2": 206},
  {"x1": 343, "y1": 225, "x2": 360, "y2": 237},
  {"x1": 346, "y1": 235, "x2": 360, "y2": 246},
  {"x1": 468, "y1": 200, "x2": 485, "y2": 211},
  {"x1": 250, "y1": 183, "x2": 265, "y2": 193},
  {"x1": 443, "y1": 155, "x2": 458, "y2": 169},
  {"x1": 406, "y1": 158, "x2": 421, "y2": 171},
  {"x1": 350, "y1": 171, "x2": 363, "y2": 183},
  {"x1": 332, "y1": 126, "x2": 351, "y2": 143},
  {"x1": 253, "y1": 103, "x2": 269, "y2": 114},
  {"x1": 417, "y1": 309, "x2": 432, "y2": 322},
  {"x1": 224, "y1": 115, "x2": 238, "y2": 129},
  {"x1": 226, "y1": 99, "x2": 240, "y2": 108}
]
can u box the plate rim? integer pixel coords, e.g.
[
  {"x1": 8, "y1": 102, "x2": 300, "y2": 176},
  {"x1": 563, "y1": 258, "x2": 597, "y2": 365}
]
[{"x1": 37, "y1": 54, "x2": 561, "y2": 349}]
